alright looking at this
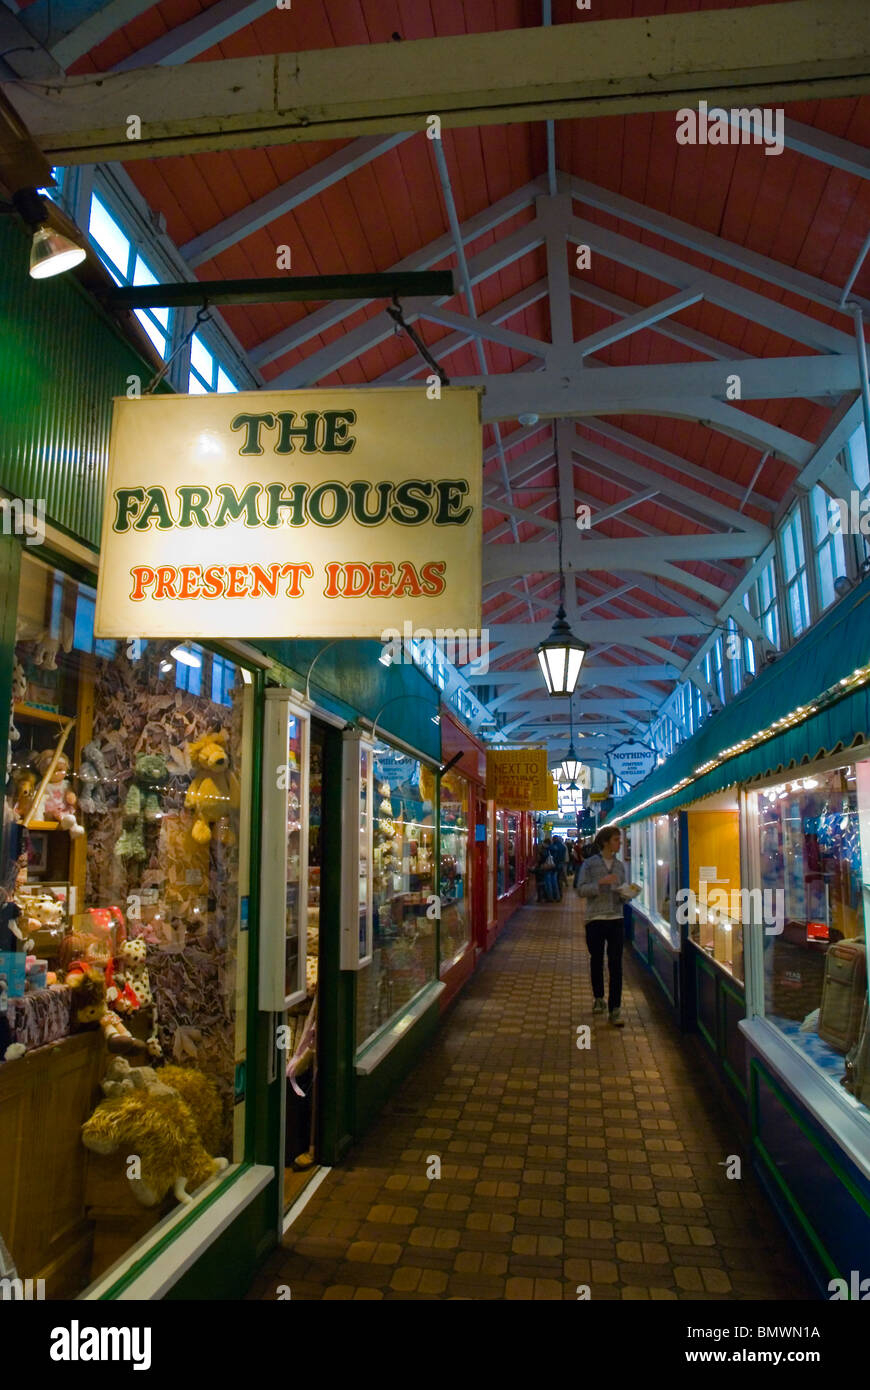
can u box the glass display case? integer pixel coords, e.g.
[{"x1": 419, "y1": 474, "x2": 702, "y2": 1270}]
[
  {"x1": 686, "y1": 802, "x2": 743, "y2": 981},
  {"x1": 343, "y1": 732, "x2": 437, "y2": 1051},
  {"x1": 439, "y1": 769, "x2": 471, "y2": 971},
  {"x1": 1, "y1": 553, "x2": 251, "y2": 1295},
  {"x1": 747, "y1": 761, "x2": 870, "y2": 1112},
  {"x1": 261, "y1": 694, "x2": 311, "y2": 1007}
]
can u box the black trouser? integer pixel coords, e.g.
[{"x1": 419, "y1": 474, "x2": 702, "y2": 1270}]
[{"x1": 585, "y1": 918, "x2": 624, "y2": 1011}]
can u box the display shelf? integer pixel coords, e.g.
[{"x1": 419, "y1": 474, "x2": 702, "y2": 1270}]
[
  {"x1": 26, "y1": 819, "x2": 61, "y2": 832},
  {"x1": 14, "y1": 702, "x2": 73, "y2": 726}
]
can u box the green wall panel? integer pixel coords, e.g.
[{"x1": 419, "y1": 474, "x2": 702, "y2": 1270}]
[
  {"x1": 257, "y1": 638, "x2": 441, "y2": 760},
  {"x1": 0, "y1": 219, "x2": 163, "y2": 548}
]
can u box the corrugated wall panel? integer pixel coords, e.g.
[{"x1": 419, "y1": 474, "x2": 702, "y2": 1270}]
[{"x1": 0, "y1": 219, "x2": 160, "y2": 549}]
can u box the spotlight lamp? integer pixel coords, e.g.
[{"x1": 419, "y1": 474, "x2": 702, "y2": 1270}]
[{"x1": 12, "y1": 188, "x2": 86, "y2": 280}]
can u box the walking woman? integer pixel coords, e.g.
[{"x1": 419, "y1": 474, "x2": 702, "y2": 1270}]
[{"x1": 575, "y1": 825, "x2": 630, "y2": 1026}]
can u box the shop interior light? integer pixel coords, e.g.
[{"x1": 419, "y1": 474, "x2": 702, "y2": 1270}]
[
  {"x1": 378, "y1": 647, "x2": 394, "y2": 668},
  {"x1": 171, "y1": 643, "x2": 201, "y2": 668},
  {"x1": 159, "y1": 659, "x2": 173, "y2": 673}
]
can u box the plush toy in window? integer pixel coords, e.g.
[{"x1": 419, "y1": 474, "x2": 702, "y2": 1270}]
[
  {"x1": 65, "y1": 960, "x2": 150, "y2": 1059},
  {"x1": 114, "y1": 753, "x2": 168, "y2": 862},
  {"x1": 184, "y1": 730, "x2": 240, "y2": 846},
  {"x1": 78, "y1": 739, "x2": 112, "y2": 815},
  {"x1": 81, "y1": 1067, "x2": 228, "y2": 1207},
  {"x1": 32, "y1": 749, "x2": 84, "y2": 838}
]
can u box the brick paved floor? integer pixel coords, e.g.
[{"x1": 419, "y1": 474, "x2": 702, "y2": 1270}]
[{"x1": 248, "y1": 896, "x2": 814, "y2": 1301}]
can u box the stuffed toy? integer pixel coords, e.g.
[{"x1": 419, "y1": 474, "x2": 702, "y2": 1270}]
[
  {"x1": 78, "y1": 739, "x2": 111, "y2": 815},
  {"x1": 100, "y1": 1055, "x2": 175, "y2": 1100},
  {"x1": 158, "y1": 1065, "x2": 223, "y2": 1154},
  {"x1": 33, "y1": 631, "x2": 60, "y2": 671},
  {"x1": 32, "y1": 749, "x2": 84, "y2": 838},
  {"x1": 109, "y1": 936, "x2": 162, "y2": 1058},
  {"x1": 115, "y1": 753, "x2": 168, "y2": 861},
  {"x1": 11, "y1": 766, "x2": 37, "y2": 822},
  {"x1": 7, "y1": 659, "x2": 26, "y2": 760},
  {"x1": 81, "y1": 1078, "x2": 228, "y2": 1207},
  {"x1": 185, "y1": 730, "x2": 240, "y2": 845},
  {"x1": 65, "y1": 960, "x2": 149, "y2": 1059}
]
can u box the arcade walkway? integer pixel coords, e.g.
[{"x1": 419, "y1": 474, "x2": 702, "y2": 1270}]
[{"x1": 247, "y1": 896, "x2": 812, "y2": 1301}]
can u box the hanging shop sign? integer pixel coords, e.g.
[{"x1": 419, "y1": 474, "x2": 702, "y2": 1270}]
[
  {"x1": 486, "y1": 748, "x2": 554, "y2": 810},
  {"x1": 607, "y1": 740, "x2": 658, "y2": 787},
  {"x1": 94, "y1": 387, "x2": 482, "y2": 640}
]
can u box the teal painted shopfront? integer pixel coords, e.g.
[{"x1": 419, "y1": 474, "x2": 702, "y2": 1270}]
[
  {"x1": 610, "y1": 580, "x2": 870, "y2": 1297},
  {"x1": 0, "y1": 217, "x2": 462, "y2": 1299}
]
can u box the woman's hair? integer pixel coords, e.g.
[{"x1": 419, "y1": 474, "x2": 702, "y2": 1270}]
[{"x1": 593, "y1": 826, "x2": 621, "y2": 855}]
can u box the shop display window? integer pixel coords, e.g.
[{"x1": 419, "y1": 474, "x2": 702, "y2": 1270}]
[
  {"x1": 354, "y1": 740, "x2": 436, "y2": 1051},
  {"x1": 439, "y1": 770, "x2": 471, "y2": 972},
  {"x1": 751, "y1": 763, "x2": 870, "y2": 1117},
  {"x1": 654, "y1": 816, "x2": 671, "y2": 924},
  {"x1": 1, "y1": 555, "x2": 249, "y2": 1295},
  {"x1": 487, "y1": 801, "x2": 496, "y2": 922},
  {"x1": 686, "y1": 804, "x2": 743, "y2": 981},
  {"x1": 496, "y1": 810, "x2": 505, "y2": 897},
  {"x1": 505, "y1": 813, "x2": 519, "y2": 890}
]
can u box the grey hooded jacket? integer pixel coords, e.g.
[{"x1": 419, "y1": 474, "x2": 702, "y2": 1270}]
[{"x1": 576, "y1": 853, "x2": 627, "y2": 920}]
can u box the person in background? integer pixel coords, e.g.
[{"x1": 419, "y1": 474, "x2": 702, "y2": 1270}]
[
  {"x1": 575, "y1": 825, "x2": 628, "y2": 1026},
  {"x1": 534, "y1": 839, "x2": 550, "y2": 902},
  {"x1": 550, "y1": 834, "x2": 566, "y2": 900}
]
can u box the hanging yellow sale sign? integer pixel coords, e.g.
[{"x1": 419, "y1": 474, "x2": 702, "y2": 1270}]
[
  {"x1": 486, "y1": 748, "x2": 553, "y2": 810},
  {"x1": 95, "y1": 387, "x2": 482, "y2": 640}
]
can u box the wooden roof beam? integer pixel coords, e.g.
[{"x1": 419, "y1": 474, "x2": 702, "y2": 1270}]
[{"x1": 8, "y1": 1, "x2": 870, "y2": 163}]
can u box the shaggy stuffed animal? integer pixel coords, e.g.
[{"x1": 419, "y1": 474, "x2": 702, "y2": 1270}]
[
  {"x1": 184, "y1": 730, "x2": 240, "y2": 845},
  {"x1": 158, "y1": 1065, "x2": 223, "y2": 1154},
  {"x1": 81, "y1": 1081, "x2": 228, "y2": 1207},
  {"x1": 115, "y1": 753, "x2": 168, "y2": 861}
]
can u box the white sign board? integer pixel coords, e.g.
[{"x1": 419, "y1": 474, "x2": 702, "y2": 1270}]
[
  {"x1": 608, "y1": 740, "x2": 658, "y2": 787},
  {"x1": 95, "y1": 387, "x2": 482, "y2": 640}
]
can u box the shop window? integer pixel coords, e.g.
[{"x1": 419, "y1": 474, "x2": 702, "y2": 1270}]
[
  {"x1": 654, "y1": 815, "x2": 671, "y2": 925},
  {"x1": 686, "y1": 804, "x2": 744, "y2": 983},
  {"x1": 439, "y1": 770, "x2": 471, "y2": 972},
  {"x1": 2, "y1": 554, "x2": 250, "y2": 1295},
  {"x1": 752, "y1": 764, "x2": 869, "y2": 1119},
  {"x1": 496, "y1": 810, "x2": 505, "y2": 896},
  {"x1": 810, "y1": 486, "x2": 847, "y2": 613},
  {"x1": 353, "y1": 741, "x2": 436, "y2": 1051},
  {"x1": 632, "y1": 822, "x2": 650, "y2": 914},
  {"x1": 506, "y1": 813, "x2": 519, "y2": 889},
  {"x1": 780, "y1": 506, "x2": 810, "y2": 640},
  {"x1": 487, "y1": 801, "x2": 496, "y2": 923}
]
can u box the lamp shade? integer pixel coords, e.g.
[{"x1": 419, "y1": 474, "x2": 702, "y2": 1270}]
[
  {"x1": 560, "y1": 742, "x2": 583, "y2": 784},
  {"x1": 29, "y1": 225, "x2": 86, "y2": 280},
  {"x1": 536, "y1": 605, "x2": 587, "y2": 696}
]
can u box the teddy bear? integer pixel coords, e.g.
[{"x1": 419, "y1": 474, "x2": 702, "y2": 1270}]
[
  {"x1": 31, "y1": 749, "x2": 84, "y2": 838},
  {"x1": 81, "y1": 1074, "x2": 228, "y2": 1207},
  {"x1": 184, "y1": 730, "x2": 240, "y2": 846},
  {"x1": 114, "y1": 753, "x2": 168, "y2": 861},
  {"x1": 11, "y1": 765, "x2": 37, "y2": 822},
  {"x1": 78, "y1": 739, "x2": 111, "y2": 815},
  {"x1": 100, "y1": 1055, "x2": 175, "y2": 1100}
]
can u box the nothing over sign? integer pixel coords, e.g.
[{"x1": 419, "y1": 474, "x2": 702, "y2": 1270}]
[
  {"x1": 95, "y1": 387, "x2": 481, "y2": 640},
  {"x1": 608, "y1": 740, "x2": 658, "y2": 787}
]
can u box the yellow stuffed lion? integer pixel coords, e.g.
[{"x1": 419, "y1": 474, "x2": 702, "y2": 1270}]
[{"x1": 184, "y1": 729, "x2": 240, "y2": 845}]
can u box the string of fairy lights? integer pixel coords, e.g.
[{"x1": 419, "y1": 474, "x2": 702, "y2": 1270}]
[{"x1": 607, "y1": 659, "x2": 870, "y2": 825}]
